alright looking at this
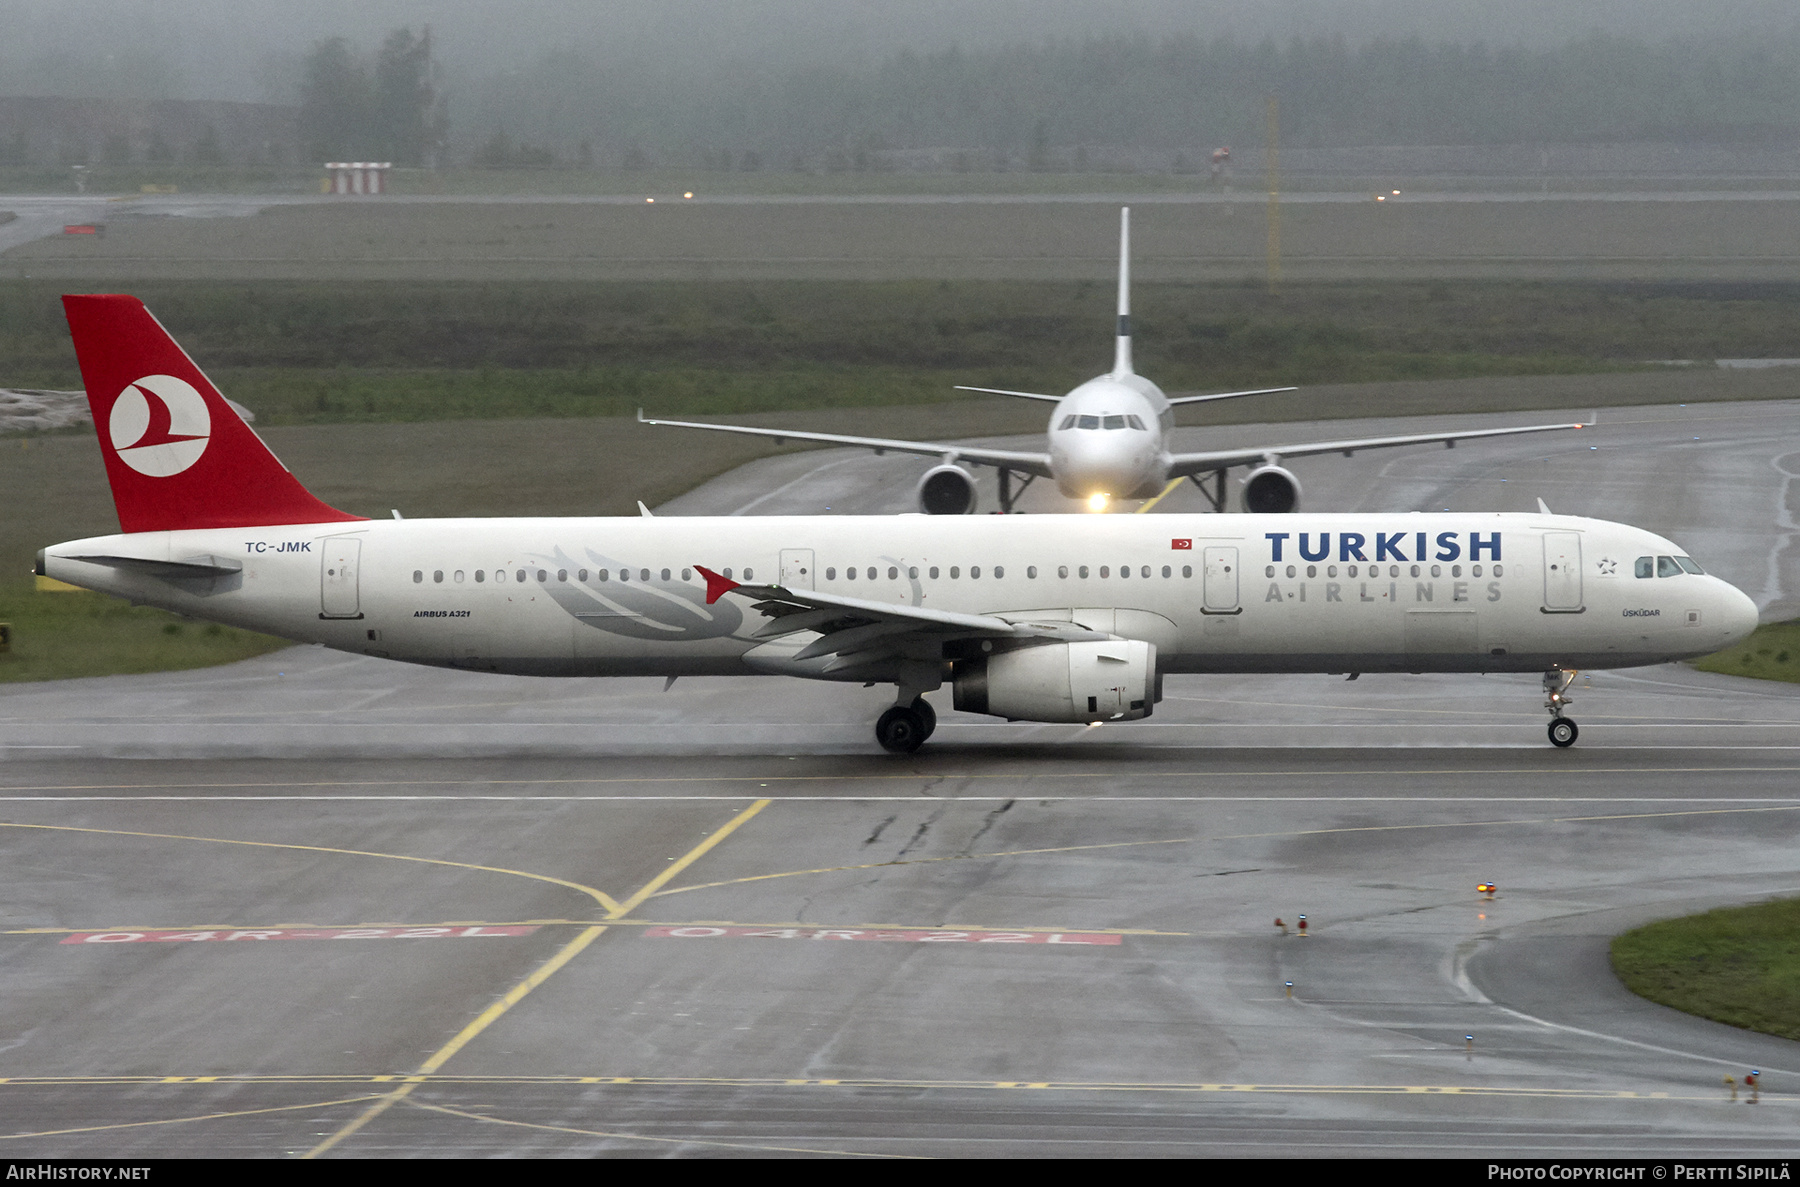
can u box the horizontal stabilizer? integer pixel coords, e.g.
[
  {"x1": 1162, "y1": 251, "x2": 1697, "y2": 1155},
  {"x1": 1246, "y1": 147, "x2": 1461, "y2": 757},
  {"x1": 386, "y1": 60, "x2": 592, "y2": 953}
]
[{"x1": 64, "y1": 553, "x2": 243, "y2": 578}]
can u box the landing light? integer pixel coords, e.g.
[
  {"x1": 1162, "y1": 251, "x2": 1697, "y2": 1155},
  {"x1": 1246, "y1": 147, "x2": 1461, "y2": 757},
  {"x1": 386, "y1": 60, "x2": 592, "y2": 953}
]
[
  {"x1": 684, "y1": 192, "x2": 694, "y2": 199},
  {"x1": 1087, "y1": 493, "x2": 1110, "y2": 512},
  {"x1": 646, "y1": 197, "x2": 655, "y2": 203}
]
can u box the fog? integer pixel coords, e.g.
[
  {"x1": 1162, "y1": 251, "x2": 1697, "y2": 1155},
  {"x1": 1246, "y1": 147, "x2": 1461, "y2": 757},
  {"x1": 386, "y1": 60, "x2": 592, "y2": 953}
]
[{"x1": 2, "y1": 0, "x2": 1797, "y2": 103}]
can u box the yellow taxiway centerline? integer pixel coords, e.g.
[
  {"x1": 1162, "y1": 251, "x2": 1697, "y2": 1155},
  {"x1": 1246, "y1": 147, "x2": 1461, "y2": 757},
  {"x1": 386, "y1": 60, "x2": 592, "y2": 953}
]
[
  {"x1": 404, "y1": 1096, "x2": 915, "y2": 1159},
  {"x1": 0, "y1": 1094, "x2": 387, "y2": 1142},
  {"x1": 302, "y1": 799, "x2": 771, "y2": 1159},
  {"x1": 0, "y1": 1074, "x2": 1765, "y2": 1105},
  {"x1": 0, "y1": 821, "x2": 622, "y2": 914},
  {"x1": 1134, "y1": 477, "x2": 1185, "y2": 514}
]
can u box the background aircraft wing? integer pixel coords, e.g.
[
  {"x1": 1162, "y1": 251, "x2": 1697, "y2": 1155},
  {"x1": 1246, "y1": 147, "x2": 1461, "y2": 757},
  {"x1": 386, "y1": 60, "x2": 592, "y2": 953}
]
[
  {"x1": 952, "y1": 385, "x2": 1064, "y2": 402},
  {"x1": 639, "y1": 411, "x2": 1055, "y2": 477},
  {"x1": 697, "y1": 568, "x2": 1104, "y2": 672},
  {"x1": 1166, "y1": 418, "x2": 1587, "y2": 479},
  {"x1": 1164, "y1": 385, "x2": 1298, "y2": 406}
]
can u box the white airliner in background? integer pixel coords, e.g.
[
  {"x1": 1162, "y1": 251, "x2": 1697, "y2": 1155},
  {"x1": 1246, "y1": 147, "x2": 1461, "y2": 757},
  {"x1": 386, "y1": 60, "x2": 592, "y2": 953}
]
[
  {"x1": 40, "y1": 295, "x2": 1757, "y2": 753},
  {"x1": 641, "y1": 207, "x2": 1588, "y2": 515}
]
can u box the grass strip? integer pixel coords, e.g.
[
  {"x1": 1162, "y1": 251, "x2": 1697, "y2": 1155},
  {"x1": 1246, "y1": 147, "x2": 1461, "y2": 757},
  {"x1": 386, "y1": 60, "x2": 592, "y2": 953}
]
[
  {"x1": 1692, "y1": 619, "x2": 1800, "y2": 685},
  {"x1": 1611, "y1": 898, "x2": 1800, "y2": 1042},
  {"x1": 0, "y1": 584, "x2": 288, "y2": 685}
]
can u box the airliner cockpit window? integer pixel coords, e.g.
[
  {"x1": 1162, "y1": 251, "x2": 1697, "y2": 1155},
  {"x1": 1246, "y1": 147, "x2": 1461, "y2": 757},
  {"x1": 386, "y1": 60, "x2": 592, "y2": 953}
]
[
  {"x1": 1126, "y1": 415, "x2": 1146, "y2": 430},
  {"x1": 1657, "y1": 555, "x2": 1682, "y2": 577},
  {"x1": 1059, "y1": 415, "x2": 1077, "y2": 430},
  {"x1": 1077, "y1": 415, "x2": 1100, "y2": 429},
  {"x1": 1103, "y1": 415, "x2": 1127, "y2": 429},
  {"x1": 1676, "y1": 556, "x2": 1705, "y2": 574},
  {"x1": 1634, "y1": 556, "x2": 1654, "y2": 578}
]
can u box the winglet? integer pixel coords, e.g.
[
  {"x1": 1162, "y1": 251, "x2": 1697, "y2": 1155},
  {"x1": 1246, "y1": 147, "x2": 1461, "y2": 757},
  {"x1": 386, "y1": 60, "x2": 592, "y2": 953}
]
[
  {"x1": 1537, "y1": 497, "x2": 1553, "y2": 515},
  {"x1": 637, "y1": 501, "x2": 654, "y2": 518},
  {"x1": 695, "y1": 565, "x2": 740, "y2": 605}
]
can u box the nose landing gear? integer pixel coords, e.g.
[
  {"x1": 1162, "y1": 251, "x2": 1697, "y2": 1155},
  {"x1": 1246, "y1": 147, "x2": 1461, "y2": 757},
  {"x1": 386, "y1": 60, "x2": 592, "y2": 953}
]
[{"x1": 1544, "y1": 669, "x2": 1579, "y2": 747}]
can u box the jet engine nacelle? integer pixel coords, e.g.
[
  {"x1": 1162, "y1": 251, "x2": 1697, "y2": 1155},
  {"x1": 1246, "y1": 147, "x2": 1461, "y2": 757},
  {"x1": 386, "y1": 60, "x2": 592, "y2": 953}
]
[
  {"x1": 953, "y1": 639, "x2": 1156, "y2": 724},
  {"x1": 1241, "y1": 464, "x2": 1301, "y2": 514},
  {"x1": 917, "y1": 464, "x2": 978, "y2": 515}
]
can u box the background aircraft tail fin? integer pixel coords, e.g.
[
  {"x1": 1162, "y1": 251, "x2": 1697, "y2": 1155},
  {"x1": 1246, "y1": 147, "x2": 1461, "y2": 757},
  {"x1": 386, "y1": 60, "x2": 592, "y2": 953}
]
[
  {"x1": 61, "y1": 294, "x2": 365, "y2": 534},
  {"x1": 1112, "y1": 206, "x2": 1133, "y2": 377}
]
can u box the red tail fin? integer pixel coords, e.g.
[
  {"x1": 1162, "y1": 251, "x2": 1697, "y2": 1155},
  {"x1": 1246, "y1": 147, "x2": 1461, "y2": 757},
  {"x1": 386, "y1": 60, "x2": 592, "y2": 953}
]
[{"x1": 62, "y1": 295, "x2": 364, "y2": 534}]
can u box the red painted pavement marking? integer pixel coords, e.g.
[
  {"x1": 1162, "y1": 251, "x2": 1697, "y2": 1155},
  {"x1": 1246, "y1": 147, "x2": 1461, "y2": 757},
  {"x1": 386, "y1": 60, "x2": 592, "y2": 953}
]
[
  {"x1": 643, "y1": 926, "x2": 1122, "y2": 945},
  {"x1": 60, "y1": 926, "x2": 539, "y2": 944}
]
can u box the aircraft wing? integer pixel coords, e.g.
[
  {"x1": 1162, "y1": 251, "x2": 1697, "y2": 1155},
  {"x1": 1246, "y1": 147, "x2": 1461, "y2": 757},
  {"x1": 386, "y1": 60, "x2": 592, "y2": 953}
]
[
  {"x1": 1164, "y1": 385, "x2": 1298, "y2": 407},
  {"x1": 1166, "y1": 419, "x2": 1588, "y2": 479},
  {"x1": 638, "y1": 411, "x2": 1054, "y2": 478},
  {"x1": 696, "y1": 567, "x2": 1103, "y2": 670}
]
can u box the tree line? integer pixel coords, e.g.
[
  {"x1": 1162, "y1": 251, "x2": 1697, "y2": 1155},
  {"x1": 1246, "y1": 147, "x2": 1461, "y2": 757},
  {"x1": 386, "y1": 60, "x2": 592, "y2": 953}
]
[
  {"x1": 451, "y1": 28, "x2": 1800, "y2": 168},
  {"x1": 299, "y1": 27, "x2": 445, "y2": 165}
]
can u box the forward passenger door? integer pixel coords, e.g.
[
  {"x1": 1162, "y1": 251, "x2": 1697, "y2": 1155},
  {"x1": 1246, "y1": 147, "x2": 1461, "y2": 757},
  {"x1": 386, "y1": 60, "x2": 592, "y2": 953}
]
[{"x1": 1542, "y1": 532, "x2": 1584, "y2": 612}]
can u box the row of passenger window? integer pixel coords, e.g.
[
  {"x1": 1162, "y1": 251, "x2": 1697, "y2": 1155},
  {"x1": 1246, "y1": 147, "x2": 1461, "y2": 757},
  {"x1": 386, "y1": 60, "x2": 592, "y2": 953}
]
[
  {"x1": 411, "y1": 563, "x2": 1208, "y2": 585},
  {"x1": 1267, "y1": 562, "x2": 1501, "y2": 579},
  {"x1": 825, "y1": 564, "x2": 1199, "y2": 580},
  {"x1": 412, "y1": 566, "x2": 751, "y2": 585},
  {"x1": 1638, "y1": 555, "x2": 1703, "y2": 577}
]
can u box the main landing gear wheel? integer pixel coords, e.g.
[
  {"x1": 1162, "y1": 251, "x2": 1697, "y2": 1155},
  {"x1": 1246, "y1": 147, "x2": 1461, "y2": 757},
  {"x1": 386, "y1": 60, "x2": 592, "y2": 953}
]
[
  {"x1": 1548, "y1": 718, "x2": 1579, "y2": 748},
  {"x1": 876, "y1": 705, "x2": 928, "y2": 754},
  {"x1": 911, "y1": 697, "x2": 937, "y2": 741}
]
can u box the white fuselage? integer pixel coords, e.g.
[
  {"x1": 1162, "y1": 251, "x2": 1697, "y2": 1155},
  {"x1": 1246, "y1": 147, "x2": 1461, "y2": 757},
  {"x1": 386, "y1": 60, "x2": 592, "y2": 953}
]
[
  {"x1": 1046, "y1": 374, "x2": 1174, "y2": 500},
  {"x1": 43, "y1": 512, "x2": 1758, "y2": 681}
]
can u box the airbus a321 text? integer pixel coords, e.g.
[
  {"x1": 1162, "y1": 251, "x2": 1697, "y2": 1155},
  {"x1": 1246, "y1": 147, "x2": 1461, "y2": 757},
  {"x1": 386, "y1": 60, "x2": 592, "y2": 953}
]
[
  {"x1": 40, "y1": 295, "x2": 1758, "y2": 753},
  {"x1": 640, "y1": 207, "x2": 1589, "y2": 516}
]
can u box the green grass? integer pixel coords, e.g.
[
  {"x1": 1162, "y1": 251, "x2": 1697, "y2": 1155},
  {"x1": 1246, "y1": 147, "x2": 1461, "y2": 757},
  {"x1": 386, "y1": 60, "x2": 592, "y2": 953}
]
[
  {"x1": 0, "y1": 584, "x2": 289, "y2": 684},
  {"x1": 12, "y1": 276, "x2": 1800, "y2": 425},
  {"x1": 1611, "y1": 898, "x2": 1800, "y2": 1041},
  {"x1": 1692, "y1": 619, "x2": 1800, "y2": 684}
]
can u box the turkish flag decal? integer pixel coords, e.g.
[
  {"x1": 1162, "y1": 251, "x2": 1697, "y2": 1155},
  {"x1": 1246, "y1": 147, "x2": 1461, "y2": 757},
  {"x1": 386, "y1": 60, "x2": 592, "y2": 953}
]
[{"x1": 1171, "y1": 538, "x2": 1193, "y2": 550}]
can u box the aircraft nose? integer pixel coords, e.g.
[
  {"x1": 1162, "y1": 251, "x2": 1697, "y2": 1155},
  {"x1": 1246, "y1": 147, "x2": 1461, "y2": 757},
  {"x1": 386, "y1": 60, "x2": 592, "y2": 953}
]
[{"x1": 1718, "y1": 581, "x2": 1760, "y2": 646}]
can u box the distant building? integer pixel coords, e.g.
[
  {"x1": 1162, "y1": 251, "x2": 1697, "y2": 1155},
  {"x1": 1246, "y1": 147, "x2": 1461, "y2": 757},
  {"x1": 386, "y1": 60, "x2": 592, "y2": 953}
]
[{"x1": 324, "y1": 162, "x2": 392, "y2": 194}]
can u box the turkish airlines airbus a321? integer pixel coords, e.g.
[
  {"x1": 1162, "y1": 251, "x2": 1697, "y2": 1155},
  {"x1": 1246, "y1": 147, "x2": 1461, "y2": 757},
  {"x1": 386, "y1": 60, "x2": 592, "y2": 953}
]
[
  {"x1": 40, "y1": 296, "x2": 1758, "y2": 753},
  {"x1": 640, "y1": 207, "x2": 1588, "y2": 515}
]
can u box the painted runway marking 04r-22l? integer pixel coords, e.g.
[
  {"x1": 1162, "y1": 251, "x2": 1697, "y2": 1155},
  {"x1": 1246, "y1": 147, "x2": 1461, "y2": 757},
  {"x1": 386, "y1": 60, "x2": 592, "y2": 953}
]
[
  {"x1": 60, "y1": 925, "x2": 540, "y2": 944},
  {"x1": 644, "y1": 926, "x2": 1122, "y2": 945}
]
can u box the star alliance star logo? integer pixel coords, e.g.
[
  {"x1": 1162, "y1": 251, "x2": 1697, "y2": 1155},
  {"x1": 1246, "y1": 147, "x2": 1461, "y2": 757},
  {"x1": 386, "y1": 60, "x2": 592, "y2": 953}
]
[{"x1": 1595, "y1": 557, "x2": 1618, "y2": 575}]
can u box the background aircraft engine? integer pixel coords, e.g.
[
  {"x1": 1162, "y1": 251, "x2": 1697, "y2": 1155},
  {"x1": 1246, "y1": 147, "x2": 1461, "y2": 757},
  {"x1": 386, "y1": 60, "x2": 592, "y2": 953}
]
[
  {"x1": 1240, "y1": 464, "x2": 1302, "y2": 514},
  {"x1": 953, "y1": 639, "x2": 1156, "y2": 723},
  {"x1": 916, "y1": 464, "x2": 978, "y2": 514}
]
